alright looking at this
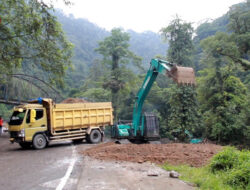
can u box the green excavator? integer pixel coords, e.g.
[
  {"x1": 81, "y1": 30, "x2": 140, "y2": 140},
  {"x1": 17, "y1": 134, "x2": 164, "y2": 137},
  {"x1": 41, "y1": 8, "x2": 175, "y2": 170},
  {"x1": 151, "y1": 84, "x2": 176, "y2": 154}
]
[{"x1": 111, "y1": 59, "x2": 196, "y2": 142}]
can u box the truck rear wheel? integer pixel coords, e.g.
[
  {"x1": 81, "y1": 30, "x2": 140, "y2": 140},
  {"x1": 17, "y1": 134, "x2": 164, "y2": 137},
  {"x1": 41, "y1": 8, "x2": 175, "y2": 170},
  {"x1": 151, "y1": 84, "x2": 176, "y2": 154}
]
[
  {"x1": 19, "y1": 142, "x2": 32, "y2": 149},
  {"x1": 33, "y1": 134, "x2": 47, "y2": 149},
  {"x1": 88, "y1": 129, "x2": 102, "y2": 144}
]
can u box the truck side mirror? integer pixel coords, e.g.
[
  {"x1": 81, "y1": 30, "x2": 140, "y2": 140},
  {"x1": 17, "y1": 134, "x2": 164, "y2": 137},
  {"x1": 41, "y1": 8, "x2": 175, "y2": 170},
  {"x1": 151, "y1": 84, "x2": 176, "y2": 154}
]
[{"x1": 30, "y1": 109, "x2": 36, "y2": 123}]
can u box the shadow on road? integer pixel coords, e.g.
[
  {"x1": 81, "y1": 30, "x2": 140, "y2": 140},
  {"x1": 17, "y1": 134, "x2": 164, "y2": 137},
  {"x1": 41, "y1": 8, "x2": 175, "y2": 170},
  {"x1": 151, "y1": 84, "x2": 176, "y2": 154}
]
[{"x1": 5, "y1": 140, "x2": 92, "y2": 152}]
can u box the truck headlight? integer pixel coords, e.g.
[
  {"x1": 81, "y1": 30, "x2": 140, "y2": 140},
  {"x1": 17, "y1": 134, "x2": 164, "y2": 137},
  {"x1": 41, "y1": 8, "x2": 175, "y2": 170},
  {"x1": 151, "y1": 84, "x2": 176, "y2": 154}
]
[{"x1": 18, "y1": 129, "x2": 25, "y2": 137}]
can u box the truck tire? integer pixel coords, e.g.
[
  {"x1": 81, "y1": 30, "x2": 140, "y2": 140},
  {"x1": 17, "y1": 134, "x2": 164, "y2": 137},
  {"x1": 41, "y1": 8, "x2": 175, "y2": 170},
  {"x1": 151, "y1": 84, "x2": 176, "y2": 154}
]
[
  {"x1": 19, "y1": 142, "x2": 32, "y2": 149},
  {"x1": 33, "y1": 134, "x2": 47, "y2": 149},
  {"x1": 89, "y1": 129, "x2": 102, "y2": 144}
]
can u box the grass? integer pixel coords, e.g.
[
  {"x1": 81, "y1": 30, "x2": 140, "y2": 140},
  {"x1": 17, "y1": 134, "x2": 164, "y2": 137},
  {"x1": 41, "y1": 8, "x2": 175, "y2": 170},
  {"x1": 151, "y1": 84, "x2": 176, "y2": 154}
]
[
  {"x1": 162, "y1": 147, "x2": 250, "y2": 190},
  {"x1": 163, "y1": 164, "x2": 234, "y2": 190}
]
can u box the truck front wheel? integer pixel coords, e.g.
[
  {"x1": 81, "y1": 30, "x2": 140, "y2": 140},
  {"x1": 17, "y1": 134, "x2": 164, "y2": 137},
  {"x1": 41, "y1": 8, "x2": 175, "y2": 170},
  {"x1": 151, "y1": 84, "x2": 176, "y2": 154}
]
[
  {"x1": 88, "y1": 130, "x2": 102, "y2": 144},
  {"x1": 33, "y1": 134, "x2": 47, "y2": 149}
]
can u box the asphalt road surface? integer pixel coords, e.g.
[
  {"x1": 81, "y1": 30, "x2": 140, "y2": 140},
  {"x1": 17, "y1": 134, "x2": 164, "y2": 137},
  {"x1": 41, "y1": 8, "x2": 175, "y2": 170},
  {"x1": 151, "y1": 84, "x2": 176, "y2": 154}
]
[
  {"x1": 0, "y1": 133, "x2": 92, "y2": 190},
  {"x1": 0, "y1": 132, "x2": 194, "y2": 190}
]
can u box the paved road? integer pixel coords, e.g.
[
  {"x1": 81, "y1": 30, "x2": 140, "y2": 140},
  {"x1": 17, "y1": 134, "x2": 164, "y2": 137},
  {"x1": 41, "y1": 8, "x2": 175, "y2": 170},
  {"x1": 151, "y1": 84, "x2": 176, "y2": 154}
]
[
  {"x1": 0, "y1": 133, "x2": 194, "y2": 190},
  {"x1": 0, "y1": 133, "x2": 92, "y2": 190}
]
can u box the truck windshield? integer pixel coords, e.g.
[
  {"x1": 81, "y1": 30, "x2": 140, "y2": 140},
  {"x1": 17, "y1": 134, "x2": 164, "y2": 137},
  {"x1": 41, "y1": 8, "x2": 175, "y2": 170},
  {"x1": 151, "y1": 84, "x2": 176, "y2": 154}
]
[{"x1": 9, "y1": 110, "x2": 26, "y2": 125}]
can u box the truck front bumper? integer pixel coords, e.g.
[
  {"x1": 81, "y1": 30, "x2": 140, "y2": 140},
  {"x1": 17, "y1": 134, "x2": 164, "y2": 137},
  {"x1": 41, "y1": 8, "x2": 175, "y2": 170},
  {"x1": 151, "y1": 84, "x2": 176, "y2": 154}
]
[
  {"x1": 9, "y1": 130, "x2": 25, "y2": 143},
  {"x1": 9, "y1": 137, "x2": 25, "y2": 143}
]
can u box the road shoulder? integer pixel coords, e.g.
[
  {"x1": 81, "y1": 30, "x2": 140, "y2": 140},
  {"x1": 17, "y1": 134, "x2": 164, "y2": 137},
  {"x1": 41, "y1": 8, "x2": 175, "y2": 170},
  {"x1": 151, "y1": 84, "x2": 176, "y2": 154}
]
[{"x1": 77, "y1": 156, "x2": 194, "y2": 190}]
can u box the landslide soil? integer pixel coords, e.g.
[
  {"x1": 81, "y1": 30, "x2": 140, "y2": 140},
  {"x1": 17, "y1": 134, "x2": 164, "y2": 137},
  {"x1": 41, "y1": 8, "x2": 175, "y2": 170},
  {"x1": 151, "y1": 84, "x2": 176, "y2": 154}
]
[
  {"x1": 61, "y1": 98, "x2": 88, "y2": 103},
  {"x1": 83, "y1": 142, "x2": 223, "y2": 167}
]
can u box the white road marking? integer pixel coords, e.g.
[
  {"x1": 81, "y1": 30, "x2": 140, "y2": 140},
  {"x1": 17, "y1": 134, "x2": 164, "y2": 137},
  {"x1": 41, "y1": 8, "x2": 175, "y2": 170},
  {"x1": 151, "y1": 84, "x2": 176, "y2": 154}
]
[
  {"x1": 56, "y1": 145, "x2": 77, "y2": 190},
  {"x1": 41, "y1": 178, "x2": 78, "y2": 189}
]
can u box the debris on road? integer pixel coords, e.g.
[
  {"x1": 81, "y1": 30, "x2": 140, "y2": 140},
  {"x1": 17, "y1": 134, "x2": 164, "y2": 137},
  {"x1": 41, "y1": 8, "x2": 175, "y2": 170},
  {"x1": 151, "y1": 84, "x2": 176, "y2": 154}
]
[
  {"x1": 147, "y1": 170, "x2": 159, "y2": 177},
  {"x1": 83, "y1": 143, "x2": 223, "y2": 167},
  {"x1": 169, "y1": 171, "x2": 180, "y2": 178},
  {"x1": 78, "y1": 157, "x2": 195, "y2": 190}
]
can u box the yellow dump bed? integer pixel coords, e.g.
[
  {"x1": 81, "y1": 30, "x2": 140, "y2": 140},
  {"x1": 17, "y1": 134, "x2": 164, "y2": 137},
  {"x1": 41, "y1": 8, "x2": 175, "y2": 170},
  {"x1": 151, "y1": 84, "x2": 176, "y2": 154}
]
[{"x1": 51, "y1": 102, "x2": 113, "y2": 132}]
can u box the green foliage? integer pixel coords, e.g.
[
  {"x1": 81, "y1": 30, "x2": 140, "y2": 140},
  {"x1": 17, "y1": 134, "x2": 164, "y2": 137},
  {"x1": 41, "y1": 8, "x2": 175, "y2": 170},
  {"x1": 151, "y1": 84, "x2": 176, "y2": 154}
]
[
  {"x1": 0, "y1": 0, "x2": 73, "y2": 86},
  {"x1": 193, "y1": 0, "x2": 250, "y2": 73},
  {"x1": 228, "y1": 1, "x2": 250, "y2": 57},
  {"x1": 193, "y1": 11, "x2": 229, "y2": 71},
  {"x1": 195, "y1": 15, "x2": 229, "y2": 42},
  {"x1": 0, "y1": 104, "x2": 12, "y2": 121},
  {"x1": 199, "y1": 1, "x2": 250, "y2": 70},
  {"x1": 95, "y1": 28, "x2": 142, "y2": 71},
  {"x1": 128, "y1": 30, "x2": 168, "y2": 67},
  {"x1": 167, "y1": 85, "x2": 203, "y2": 141},
  {"x1": 199, "y1": 17, "x2": 249, "y2": 144},
  {"x1": 163, "y1": 164, "x2": 233, "y2": 190},
  {"x1": 210, "y1": 147, "x2": 250, "y2": 188},
  {"x1": 161, "y1": 17, "x2": 202, "y2": 141},
  {"x1": 163, "y1": 147, "x2": 250, "y2": 190},
  {"x1": 198, "y1": 66, "x2": 248, "y2": 144},
  {"x1": 201, "y1": 32, "x2": 249, "y2": 69},
  {"x1": 74, "y1": 88, "x2": 111, "y2": 102},
  {"x1": 197, "y1": 1, "x2": 250, "y2": 146},
  {"x1": 95, "y1": 28, "x2": 142, "y2": 120},
  {"x1": 210, "y1": 147, "x2": 239, "y2": 172},
  {"x1": 161, "y1": 16, "x2": 194, "y2": 66}
]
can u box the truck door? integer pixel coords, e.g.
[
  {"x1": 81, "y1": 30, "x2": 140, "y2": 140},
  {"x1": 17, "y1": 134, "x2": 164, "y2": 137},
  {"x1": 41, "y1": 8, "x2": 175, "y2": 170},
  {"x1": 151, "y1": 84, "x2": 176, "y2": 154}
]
[{"x1": 24, "y1": 109, "x2": 47, "y2": 141}]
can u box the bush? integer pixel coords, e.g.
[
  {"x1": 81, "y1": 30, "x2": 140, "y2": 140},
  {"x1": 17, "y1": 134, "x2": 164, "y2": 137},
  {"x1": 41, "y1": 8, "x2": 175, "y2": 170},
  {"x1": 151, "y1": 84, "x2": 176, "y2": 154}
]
[
  {"x1": 210, "y1": 147, "x2": 250, "y2": 189},
  {"x1": 227, "y1": 164, "x2": 250, "y2": 188},
  {"x1": 210, "y1": 147, "x2": 238, "y2": 172}
]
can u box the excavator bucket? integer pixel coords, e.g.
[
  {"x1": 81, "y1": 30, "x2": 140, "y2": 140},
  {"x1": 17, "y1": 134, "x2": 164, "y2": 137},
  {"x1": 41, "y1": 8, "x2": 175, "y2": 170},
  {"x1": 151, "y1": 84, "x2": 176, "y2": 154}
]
[{"x1": 168, "y1": 66, "x2": 196, "y2": 85}]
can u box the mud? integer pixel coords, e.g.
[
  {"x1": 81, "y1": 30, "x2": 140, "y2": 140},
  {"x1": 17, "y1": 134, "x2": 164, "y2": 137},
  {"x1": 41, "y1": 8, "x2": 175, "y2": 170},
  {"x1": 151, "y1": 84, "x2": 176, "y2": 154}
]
[{"x1": 83, "y1": 143, "x2": 223, "y2": 167}]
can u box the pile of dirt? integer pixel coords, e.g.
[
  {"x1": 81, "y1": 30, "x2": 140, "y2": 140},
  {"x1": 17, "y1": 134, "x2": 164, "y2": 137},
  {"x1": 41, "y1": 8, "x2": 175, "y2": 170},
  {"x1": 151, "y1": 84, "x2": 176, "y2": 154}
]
[
  {"x1": 61, "y1": 98, "x2": 88, "y2": 103},
  {"x1": 83, "y1": 143, "x2": 223, "y2": 167}
]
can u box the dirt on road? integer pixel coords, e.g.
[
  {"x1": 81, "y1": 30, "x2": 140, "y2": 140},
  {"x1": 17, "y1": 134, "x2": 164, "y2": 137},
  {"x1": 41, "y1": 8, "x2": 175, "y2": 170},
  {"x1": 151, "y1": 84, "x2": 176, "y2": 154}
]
[
  {"x1": 83, "y1": 142, "x2": 223, "y2": 167},
  {"x1": 78, "y1": 156, "x2": 195, "y2": 190}
]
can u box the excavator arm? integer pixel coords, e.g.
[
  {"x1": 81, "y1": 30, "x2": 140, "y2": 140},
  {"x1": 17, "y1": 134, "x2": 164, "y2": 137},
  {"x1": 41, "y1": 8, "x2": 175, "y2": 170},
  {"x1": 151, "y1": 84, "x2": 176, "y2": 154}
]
[
  {"x1": 112, "y1": 58, "x2": 196, "y2": 141},
  {"x1": 132, "y1": 59, "x2": 174, "y2": 136}
]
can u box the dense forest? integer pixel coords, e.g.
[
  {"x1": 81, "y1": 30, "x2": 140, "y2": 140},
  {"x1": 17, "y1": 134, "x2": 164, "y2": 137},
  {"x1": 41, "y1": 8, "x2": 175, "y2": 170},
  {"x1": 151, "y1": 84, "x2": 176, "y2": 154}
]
[{"x1": 0, "y1": 0, "x2": 249, "y2": 146}]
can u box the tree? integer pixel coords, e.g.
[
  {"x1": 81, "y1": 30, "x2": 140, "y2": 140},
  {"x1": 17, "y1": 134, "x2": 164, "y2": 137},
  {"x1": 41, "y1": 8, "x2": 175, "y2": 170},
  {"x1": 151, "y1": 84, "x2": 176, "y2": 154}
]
[
  {"x1": 161, "y1": 16, "x2": 194, "y2": 66},
  {"x1": 0, "y1": 104, "x2": 12, "y2": 120},
  {"x1": 198, "y1": 1, "x2": 250, "y2": 71},
  {"x1": 199, "y1": 34, "x2": 249, "y2": 145},
  {"x1": 197, "y1": 67, "x2": 248, "y2": 144},
  {"x1": 0, "y1": 0, "x2": 73, "y2": 86},
  {"x1": 95, "y1": 28, "x2": 141, "y2": 120},
  {"x1": 161, "y1": 17, "x2": 203, "y2": 141},
  {"x1": 228, "y1": 0, "x2": 250, "y2": 58},
  {"x1": 195, "y1": 1, "x2": 250, "y2": 145}
]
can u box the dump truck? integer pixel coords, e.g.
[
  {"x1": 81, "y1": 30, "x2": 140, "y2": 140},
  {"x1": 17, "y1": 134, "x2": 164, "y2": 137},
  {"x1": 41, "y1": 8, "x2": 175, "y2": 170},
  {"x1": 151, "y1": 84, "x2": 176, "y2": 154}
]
[
  {"x1": 112, "y1": 59, "x2": 196, "y2": 142},
  {"x1": 8, "y1": 98, "x2": 113, "y2": 149}
]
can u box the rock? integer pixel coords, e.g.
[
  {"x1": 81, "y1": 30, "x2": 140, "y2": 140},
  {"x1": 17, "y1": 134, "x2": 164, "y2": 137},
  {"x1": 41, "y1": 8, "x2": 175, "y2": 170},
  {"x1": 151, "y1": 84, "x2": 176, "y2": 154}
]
[
  {"x1": 137, "y1": 159, "x2": 144, "y2": 163},
  {"x1": 169, "y1": 170, "x2": 180, "y2": 178},
  {"x1": 147, "y1": 173, "x2": 158, "y2": 177},
  {"x1": 147, "y1": 170, "x2": 159, "y2": 176}
]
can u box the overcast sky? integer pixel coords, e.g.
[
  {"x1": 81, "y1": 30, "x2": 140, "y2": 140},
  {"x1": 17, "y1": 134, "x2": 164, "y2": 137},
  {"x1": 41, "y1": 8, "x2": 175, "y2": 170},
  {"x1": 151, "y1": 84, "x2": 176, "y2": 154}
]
[{"x1": 55, "y1": 0, "x2": 244, "y2": 33}]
